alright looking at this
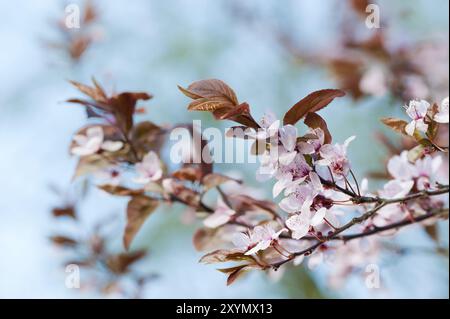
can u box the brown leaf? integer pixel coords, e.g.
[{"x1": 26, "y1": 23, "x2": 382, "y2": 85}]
[
  {"x1": 124, "y1": 196, "x2": 159, "y2": 250},
  {"x1": 283, "y1": 89, "x2": 346, "y2": 125},
  {"x1": 110, "y1": 92, "x2": 152, "y2": 134},
  {"x1": 52, "y1": 206, "x2": 76, "y2": 219},
  {"x1": 131, "y1": 121, "x2": 164, "y2": 156},
  {"x1": 181, "y1": 79, "x2": 238, "y2": 105},
  {"x1": 179, "y1": 80, "x2": 260, "y2": 129},
  {"x1": 381, "y1": 118, "x2": 408, "y2": 135},
  {"x1": 69, "y1": 79, "x2": 108, "y2": 104},
  {"x1": 349, "y1": 0, "x2": 371, "y2": 16},
  {"x1": 73, "y1": 154, "x2": 111, "y2": 179},
  {"x1": 424, "y1": 224, "x2": 439, "y2": 243},
  {"x1": 218, "y1": 264, "x2": 260, "y2": 286},
  {"x1": 304, "y1": 112, "x2": 333, "y2": 144},
  {"x1": 106, "y1": 250, "x2": 147, "y2": 274},
  {"x1": 329, "y1": 59, "x2": 364, "y2": 100},
  {"x1": 192, "y1": 228, "x2": 218, "y2": 251},
  {"x1": 199, "y1": 249, "x2": 253, "y2": 264},
  {"x1": 187, "y1": 96, "x2": 234, "y2": 112},
  {"x1": 172, "y1": 167, "x2": 203, "y2": 183},
  {"x1": 49, "y1": 235, "x2": 78, "y2": 247},
  {"x1": 202, "y1": 173, "x2": 241, "y2": 192},
  {"x1": 98, "y1": 184, "x2": 145, "y2": 197},
  {"x1": 214, "y1": 102, "x2": 260, "y2": 129}
]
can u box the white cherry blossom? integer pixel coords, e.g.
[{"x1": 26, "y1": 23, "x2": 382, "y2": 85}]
[
  {"x1": 71, "y1": 126, "x2": 123, "y2": 156},
  {"x1": 232, "y1": 224, "x2": 287, "y2": 255},
  {"x1": 404, "y1": 100, "x2": 430, "y2": 136},
  {"x1": 433, "y1": 97, "x2": 449, "y2": 124},
  {"x1": 316, "y1": 136, "x2": 355, "y2": 177},
  {"x1": 133, "y1": 151, "x2": 163, "y2": 184},
  {"x1": 203, "y1": 198, "x2": 236, "y2": 228}
]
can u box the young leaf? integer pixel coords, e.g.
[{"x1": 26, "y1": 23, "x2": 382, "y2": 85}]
[
  {"x1": 124, "y1": 195, "x2": 159, "y2": 250},
  {"x1": 218, "y1": 264, "x2": 260, "y2": 286},
  {"x1": 52, "y1": 206, "x2": 76, "y2": 219},
  {"x1": 283, "y1": 89, "x2": 345, "y2": 125},
  {"x1": 381, "y1": 117, "x2": 408, "y2": 135},
  {"x1": 49, "y1": 235, "x2": 78, "y2": 247},
  {"x1": 98, "y1": 185, "x2": 145, "y2": 197},
  {"x1": 106, "y1": 250, "x2": 147, "y2": 274},
  {"x1": 304, "y1": 112, "x2": 333, "y2": 144},
  {"x1": 179, "y1": 79, "x2": 260, "y2": 128},
  {"x1": 199, "y1": 249, "x2": 252, "y2": 264},
  {"x1": 180, "y1": 79, "x2": 238, "y2": 105},
  {"x1": 69, "y1": 79, "x2": 108, "y2": 103}
]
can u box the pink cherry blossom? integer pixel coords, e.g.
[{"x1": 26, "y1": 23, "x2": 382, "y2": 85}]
[
  {"x1": 279, "y1": 182, "x2": 317, "y2": 213},
  {"x1": 412, "y1": 154, "x2": 443, "y2": 190},
  {"x1": 379, "y1": 180, "x2": 414, "y2": 199},
  {"x1": 298, "y1": 128, "x2": 325, "y2": 155},
  {"x1": 387, "y1": 151, "x2": 416, "y2": 181},
  {"x1": 404, "y1": 100, "x2": 430, "y2": 136},
  {"x1": 133, "y1": 151, "x2": 163, "y2": 184},
  {"x1": 232, "y1": 224, "x2": 287, "y2": 255},
  {"x1": 71, "y1": 126, "x2": 123, "y2": 156},
  {"x1": 434, "y1": 97, "x2": 449, "y2": 123},
  {"x1": 359, "y1": 65, "x2": 388, "y2": 97},
  {"x1": 203, "y1": 198, "x2": 236, "y2": 228},
  {"x1": 245, "y1": 113, "x2": 280, "y2": 140},
  {"x1": 316, "y1": 136, "x2": 355, "y2": 177}
]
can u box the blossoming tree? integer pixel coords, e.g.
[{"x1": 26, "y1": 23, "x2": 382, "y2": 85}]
[{"x1": 58, "y1": 77, "x2": 448, "y2": 288}]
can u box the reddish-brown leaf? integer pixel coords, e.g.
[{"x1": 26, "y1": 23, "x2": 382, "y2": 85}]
[
  {"x1": 304, "y1": 112, "x2": 333, "y2": 144},
  {"x1": 124, "y1": 196, "x2": 159, "y2": 250},
  {"x1": 110, "y1": 92, "x2": 152, "y2": 134},
  {"x1": 218, "y1": 264, "x2": 260, "y2": 286},
  {"x1": 179, "y1": 80, "x2": 260, "y2": 129},
  {"x1": 106, "y1": 250, "x2": 147, "y2": 274},
  {"x1": 98, "y1": 184, "x2": 145, "y2": 197},
  {"x1": 69, "y1": 79, "x2": 108, "y2": 103},
  {"x1": 52, "y1": 206, "x2": 76, "y2": 219},
  {"x1": 192, "y1": 228, "x2": 218, "y2": 251},
  {"x1": 131, "y1": 121, "x2": 164, "y2": 156},
  {"x1": 381, "y1": 118, "x2": 408, "y2": 135},
  {"x1": 49, "y1": 235, "x2": 78, "y2": 247},
  {"x1": 182, "y1": 79, "x2": 238, "y2": 105},
  {"x1": 214, "y1": 102, "x2": 260, "y2": 129},
  {"x1": 283, "y1": 89, "x2": 346, "y2": 125},
  {"x1": 199, "y1": 249, "x2": 253, "y2": 264},
  {"x1": 173, "y1": 167, "x2": 203, "y2": 183}
]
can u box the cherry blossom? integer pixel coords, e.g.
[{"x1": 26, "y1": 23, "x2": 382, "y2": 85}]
[
  {"x1": 404, "y1": 100, "x2": 430, "y2": 136},
  {"x1": 94, "y1": 167, "x2": 122, "y2": 186},
  {"x1": 379, "y1": 180, "x2": 414, "y2": 199},
  {"x1": 298, "y1": 128, "x2": 325, "y2": 155},
  {"x1": 203, "y1": 198, "x2": 236, "y2": 228},
  {"x1": 316, "y1": 136, "x2": 356, "y2": 177},
  {"x1": 71, "y1": 126, "x2": 123, "y2": 156},
  {"x1": 133, "y1": 151, "x2": 163, "y2": 184},
  {"x1": 359, "y1": 65, "x2": 388, "y2": 97},
  {"x1": 434, "y1": 97, "x2": 449, "y2": 124},
  {"x1": 245, "y1": 112, "x2": 280, "y2": 140},
  {"x1": 387, "y1": 151, "x2": 443, "y2": 191},
  {"x1": 233, "y1": 224, "x2": 287, "y2": 255},
  {"x1": 272, "y1": 154, "x2": 312, "y2": 198},
  {"x1": 279, "y1": 182, "x2": 317, "y2": 214}
]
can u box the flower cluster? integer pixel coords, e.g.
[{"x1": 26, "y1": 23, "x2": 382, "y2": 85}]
[{"x1": 60, "y1": 78, "x2": 448, "y2": 290}]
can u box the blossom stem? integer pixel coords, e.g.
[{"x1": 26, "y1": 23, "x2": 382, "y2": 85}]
[
  {"x1": 271, "y1": 207, "x2": 448, "y2": 269},
  {"x1": 349, "y1": 169, "x2": 361, "y2": 196}
]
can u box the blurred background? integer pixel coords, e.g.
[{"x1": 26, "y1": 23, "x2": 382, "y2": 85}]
[{"x1": 0, "y1": 0, "x2": 448, "y2": 298}]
